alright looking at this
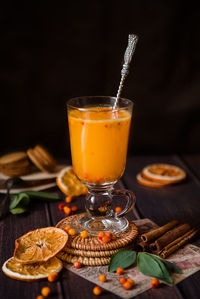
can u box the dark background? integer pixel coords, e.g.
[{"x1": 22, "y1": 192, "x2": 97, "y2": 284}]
[{"x1": 1, "y1": 1, "x2": 200, "y2": 158}]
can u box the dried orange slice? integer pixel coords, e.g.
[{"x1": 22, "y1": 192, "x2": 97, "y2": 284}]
[
  {"x1": 56, "y1": 166, "x2": 87, "y2": 196},
  {"x1": 14, "y1": 227, "x2": 68, "y2": 264},
  {"x1": 142, "y1": 164, "x2": 186, "y2": 184},
  {"x1": 136, "y1": 173, "x2": 170, "y2": 188},
  {"x1": 2, "y1": 256, "x2": 62, "y2": 281}
]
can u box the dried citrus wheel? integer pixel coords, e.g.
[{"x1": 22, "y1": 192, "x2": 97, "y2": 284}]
[
  {"x1": 14, "y1": 227, "x2": 68, "y2": 264},
  {"x1": 56, "y1": 166, "x2": 88, "y2": 196},
  {"x1": 136, "y1": 173, "x2": 170, "y2": 188},
  {"x1": 142, "y1": 164, "x2": 186, "y2": 184},
  {"x1": 2, "y1": 256, "x2": 62, "y2": 281}
]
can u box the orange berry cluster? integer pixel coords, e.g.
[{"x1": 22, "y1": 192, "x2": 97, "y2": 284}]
[
  {"x1": 58, "y1": 195, "x2": 78, "y2": 216},
  {"x1": 64, "y1": 225, "x2": 77, "y2": 236},
  {"x1": 36, "y1": 272, "x2": 60, "y2": 298},
  {"x1": 91, "y1": 274, "x2": 107, "y2": 295},
  {"x1": 93, "y1": 272, "x2": 135, "y2": 296},
  {"x1": 97, "y1": 231, "x2": 116, "y2": 243},
  {"x1": 115, "y1": 268, "x2": 135, "y2": 290}
]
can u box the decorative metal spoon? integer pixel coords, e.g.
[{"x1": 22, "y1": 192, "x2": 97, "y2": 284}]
[
  {"x1": 0, "y1": 178, "x2": 18, "y2": 219},
  {"x1": 113, "y1": 34, "x2": 138, "y2": 108}
]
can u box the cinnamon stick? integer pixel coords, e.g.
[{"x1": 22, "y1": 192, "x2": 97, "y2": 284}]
[
  {"x1": 136, "y1": 241, "x2": 149, "y2": 252},
  {"x1": 159, "y1": 228, "x2": 198, "y2": 258},
  {"x1": 149, "y1": 223, "x2": 191, "y2": 253},
  {"x1": 141, "y1": 220, "x2": 178, "y2": 243}
]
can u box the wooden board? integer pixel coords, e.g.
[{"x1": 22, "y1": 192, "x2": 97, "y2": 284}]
[{"x1": 0, "y1": 155, "x2": 200, "y2": 299}]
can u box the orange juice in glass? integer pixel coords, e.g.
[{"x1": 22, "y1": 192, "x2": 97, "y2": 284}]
[{"x1": 67, "y1": 96, "x2": 136, "y2": 234}]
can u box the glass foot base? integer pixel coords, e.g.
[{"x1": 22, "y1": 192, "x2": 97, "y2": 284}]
[{"x1": 70, "y1": 213, "x2": 129, "y2": 236}]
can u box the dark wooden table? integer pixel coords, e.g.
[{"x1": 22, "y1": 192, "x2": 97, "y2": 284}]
[{"x1": 1, "y1": 154, "x2": 200, "y2": 299}]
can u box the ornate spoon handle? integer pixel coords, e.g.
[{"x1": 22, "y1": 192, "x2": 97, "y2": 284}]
[{"x1": 114, "y1": 34, "x2": 138, "y2": 108}]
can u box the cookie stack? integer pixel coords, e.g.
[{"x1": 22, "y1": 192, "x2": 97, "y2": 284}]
[
  {"x1": 0, "y1": 152, "x2": 31, "y2": 176},
  {"x1": 27, "y1": 145, "x2": 57, "y2": 173},
  {"x1": 137, "y1": 164, "x2": 186, "y2": 188},
  {"x1": 0, "y1": 145, "x2": 57, "y2": 176},
  {"x1": 56, "y1": 214, "x2": 138, "y2": 266}
]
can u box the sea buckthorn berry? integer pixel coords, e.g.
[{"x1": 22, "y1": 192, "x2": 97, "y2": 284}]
[
  {"x1": 48, "y1": 272, "x2": 58, "y2": 282},
  {"x1": 36, "y1": 296, "x2": 44, "y2": 299},
  {"x1": 150, "y1": 278, "x2": 160, "y2": 288},
  {"x1": 71, "y1": 205, "x2": 78, "y2": 212},
  {"x1": 116, "y1": 267, "x2": 124, "y2": 275},
  {"x1": 80, "y1": 230, "x2": 88, "y2": 239},
  {"x1": 99, "y1": 274, "x2": 106, "y2": 282},
  {"x1": 58, "y1": 203, "x2": 64, "y2": 211},
  {"x1": 98, "y1": 231, "x2": 105, "y2": 240},
  {"x1": 93, "y1": 286, "x2": 102, "y2": 295},
  {"x1": 64, "y1": 225, "x2": 71, "y2": 232},
  {"x1": 115, "y1": 206, "x2": 122, "y2": 213},
  {"x1": 111, "y1": 234, "x2": 117, "y2": 240},
  {"x1": 73, "y1": 261, "x2": 82, "y2": 269},
  {"x1": 119, "y1": 277, "x2": 127, "y2": 284},
  {"x1": 63, "y1": 206, "x2": 71, "y2": 216},
  {"x1": 101, "y1": 235, "x2": 110, "y2": 243},
  {"x1": 106, "y1": 232, "x2": 113, "y2": 239},
  {"x1": 123, "y1": 281, "x2": 133, "y2": 290},
  {"x1": 65, "y1": 195, "x2": 72, "y2": 203},
  {"x1": 127, "y1": 278, "x2": 135, "y2": 286},
  {"x1": 41, "y1": 286, "x2": 51, "y2": 296},
  {"x1": 68, "y1": 228, "x2": 77, "y2": 236}
]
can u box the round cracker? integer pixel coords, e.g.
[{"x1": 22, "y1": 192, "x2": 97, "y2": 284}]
[
  {"x1": 34, "y1": 145, "x2": 57, "y2": 169},
  {"x1": 0, "y1": 166, "x2": 31, "y2": 176},
  {"x1": 142, "y1": 164, "x2": 186, "y2": 184},
  {"x1": 27, "y1": 148, "x2": 51, "y2": 173},
  {"x1": 57, "y1": 251, "x2": 110, "y2": 266},
  {"x1": 56, "y1": 214, "x2": 138, "y2": 251},
  {"x1": 136, "y1": 173, "x2": 169, "y2": 188},
  {"x1": 0, "y1": 158, "x2": 30, "y2": 170},
  {"x1": 63, "y1": 245, "x2": 132, "y2": 257},
  {"x1": 0, "y1": 152, "x2": 28, "y2": 166}
]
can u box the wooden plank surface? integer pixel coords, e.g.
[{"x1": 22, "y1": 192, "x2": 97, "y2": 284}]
[
  {"x1": 180, "y1": 154, "x2": 200, "y2": 180},
  {"x1": 123, "y1": 154, "x2": 200, "y2": 299},
  {"x1": 0, "y1": 155, "x2": 200, "y2": 299},
  {"x1": 0, "y1": 194, "x2": 63, "y2": 299}
]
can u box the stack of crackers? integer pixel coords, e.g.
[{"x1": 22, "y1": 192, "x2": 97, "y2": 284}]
[
  {"x1": 136, "y1": 164, "x2": 186, "y2": 188},
  {"x1": 0, "y1": 145, "x2": 57, "y2": 176},
  {"x1": 0, "y1": 152, "x2": 31, "y2": 176},
  {"x1": 56, "y1": 214, "x2": 138, "y2": 266}
]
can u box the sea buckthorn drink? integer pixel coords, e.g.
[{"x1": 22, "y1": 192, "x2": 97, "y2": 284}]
[
  {"x1": 67, "y1": 96, "x2": 136, "y2": 234},
  {"x1": 68, "y1": 107, "x2": 131, "y2": 185}
]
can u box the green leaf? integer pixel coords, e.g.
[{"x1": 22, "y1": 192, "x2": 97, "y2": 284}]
[
  {"x1": 24, "y1": 191, "x2": 60, "y2": 201},
  {"x1": 162, "y1": 260, "x2": 182, "y2": 274},
  {"x1": 137, "y1": 252, "x2": 173, "y2": 284},
  {"x1": 9, "y1": 193, "x2": 30, "y2": 210},
  {"x1": 137, "y1": 252, "x2": 162, "y2": 277},
  {"x1": 108, "y1": 250, "x2": 136, "y2": 272},
  {"x1": 146, "y1": 253, "x2": 182, "y2": 274},
  {"x1": 151, "y1": 257, "x2": 173, "y2": 284},
  {"x1": 10, "y1": 207, "x2": 28, "y2": 214}
]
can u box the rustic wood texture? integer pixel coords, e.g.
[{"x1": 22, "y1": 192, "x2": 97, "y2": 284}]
[{"x1": 0, "y1": 154, "x2": 200, "y2": 299}]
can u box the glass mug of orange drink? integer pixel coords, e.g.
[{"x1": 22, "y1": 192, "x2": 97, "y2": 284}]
[{"x1": 67, "y1": 96, "x2": 136, "y2": 234}]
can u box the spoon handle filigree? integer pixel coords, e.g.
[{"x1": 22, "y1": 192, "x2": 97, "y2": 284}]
[{"x1": 114, "y1": 34, "x2": 138, "y2": 108}]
